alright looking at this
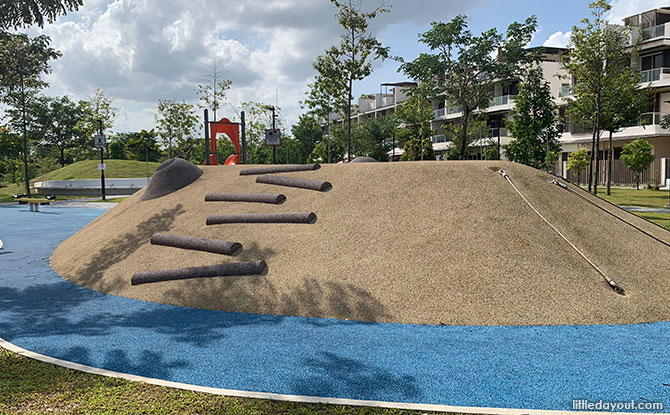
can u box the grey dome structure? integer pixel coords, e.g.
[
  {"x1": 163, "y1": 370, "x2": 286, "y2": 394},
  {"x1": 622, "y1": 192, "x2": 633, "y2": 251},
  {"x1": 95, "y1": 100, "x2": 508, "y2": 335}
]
[
  {"x1": 141, "y1": 158, "x2": 203, "y2": 201},
  {"x1": 350, "y1": 156, "x2": 377, "y2": 163}
]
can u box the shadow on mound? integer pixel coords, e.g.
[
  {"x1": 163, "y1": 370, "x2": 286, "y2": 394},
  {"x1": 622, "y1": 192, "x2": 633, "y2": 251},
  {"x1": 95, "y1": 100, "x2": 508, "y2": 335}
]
[
  {"x1": 74, "y1": 204, "x2": 186, "y2": 291},
  {"x1": 142, "y1": 158, "x2": 203, "y2": 201}
]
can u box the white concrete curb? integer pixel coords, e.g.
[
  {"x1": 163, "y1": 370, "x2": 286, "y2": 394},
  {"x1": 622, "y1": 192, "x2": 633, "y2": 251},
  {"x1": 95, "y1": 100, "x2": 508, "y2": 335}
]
[{"x1": 0, "y1": 337, "x2": 648, "y2": 415}]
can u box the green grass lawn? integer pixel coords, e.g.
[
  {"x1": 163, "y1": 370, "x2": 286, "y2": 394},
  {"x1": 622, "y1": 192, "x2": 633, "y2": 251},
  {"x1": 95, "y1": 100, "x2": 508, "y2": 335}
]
[
  {"x1": 597, "y1": 186, "x2": 670, "y2": 209},
  {"x1": 0, "y1": 159, "x2": 159, "y2": 202},
  {"x1": 596, "y1": 186, "x2": 670, "y2": 230},
  {"x1": 0, "y1": 349, "x2": 449, "y2": 415}
]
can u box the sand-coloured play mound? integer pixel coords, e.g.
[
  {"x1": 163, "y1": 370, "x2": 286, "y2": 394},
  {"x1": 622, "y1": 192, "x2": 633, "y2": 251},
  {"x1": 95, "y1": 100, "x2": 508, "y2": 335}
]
[{"x1": 52, "y1": 161, "x2": 670, "y2": 326}]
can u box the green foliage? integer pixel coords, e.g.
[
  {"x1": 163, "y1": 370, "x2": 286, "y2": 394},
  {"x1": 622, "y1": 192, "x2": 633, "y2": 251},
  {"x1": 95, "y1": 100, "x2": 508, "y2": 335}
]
[
  {"x1": 291, "y1": 115, "x2": 323, "y2": 163},
  {"x1": 443, "y1": 117, "x2": 487, "y2": 160},
  {"x1": 309, "y1": 125, "x2": 346, "y2": 163},
  {"x1": 240, "y1": 101, "x2": 286, "y2": 164},
  {"x1": 0, "y1": 0, "x2": 82, "y2": 29},
  {"x1": 482, "y1": 138, "x2": 501, "y2": 160},
  {"x1": 567, "y1": 148, "x2": 590, "y2": 185},
  {"x1": 196, "y1": 58, "x2": 232, "y2": 120},
  {"x1": 25, "y1": 95, "x2": 89, "y2": 167},
  {"x1": 401, "y1": 14, "x2": 537, "y2": 160},
  {"x1": 155, "y1": 99, "x2": 198, "y2": 159},
  {"x1": 354, "y1": 116, "x2": 396, "y2": 161},
  {"x1": 400, "y1": 137, "x2": 435, "y2": 161},
  {"x1": 80, "y1": 89, "x2": 118, "y2": 135},
  {"x1": 505, "y1": 65, "x2": 562, "y2": 170},
  {"x1": 108, "y1": 140, "x2": 127, "y2": 160},
  {"x1": 111, "y1": 129, "x2": 163, "y2": 162},
  {"x1": 620, "y1": 138, "x2": 655, "y2": 190}
]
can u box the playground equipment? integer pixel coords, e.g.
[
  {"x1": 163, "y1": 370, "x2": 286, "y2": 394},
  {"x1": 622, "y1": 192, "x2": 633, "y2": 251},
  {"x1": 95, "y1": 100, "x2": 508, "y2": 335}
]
[{"x1": 203, "y1": 109, "x2": 245, "y2": 166}]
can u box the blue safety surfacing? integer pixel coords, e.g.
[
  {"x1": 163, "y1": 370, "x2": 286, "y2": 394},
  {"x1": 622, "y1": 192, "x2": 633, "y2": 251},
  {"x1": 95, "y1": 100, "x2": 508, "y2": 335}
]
[{"x1": 0, "y1": 204, "x2": 669, "y2": 412}]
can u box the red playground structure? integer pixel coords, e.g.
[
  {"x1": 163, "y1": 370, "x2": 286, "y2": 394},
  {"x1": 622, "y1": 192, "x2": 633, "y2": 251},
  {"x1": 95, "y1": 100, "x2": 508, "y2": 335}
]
[{"x1": 206, "y1": 117, "x2": 241, "y2": 165}]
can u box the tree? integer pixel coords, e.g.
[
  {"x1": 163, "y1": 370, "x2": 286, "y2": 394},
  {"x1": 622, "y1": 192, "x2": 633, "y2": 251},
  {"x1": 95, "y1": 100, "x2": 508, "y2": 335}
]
[
  {"x1": 506, "y1": 64, "x2": 562, "y2": 170},
  {"x1": 317, "y1": 0, "x2": 390, "y2": 161},
  {"x1": 123, "y1": 130, "x2": 162, "y2": 162},
  {"x1": 400, "y1": 137, "x2": 434, "y2": 161},
  {"x1": 400, "y1": 15, "x2": 537, "y2": 160},
  {"x1": 0, "y1": 32, "x2": 61, "y2": 196},
  {"x1": 108, "y1": 140, "x2": 126, "y2": 159},
  {"x1": 599, "y1": 42, "x2": 650, "y2": 195},
  {"x1": 196, "y1": 58, "x2": 232, "y2": 121},
  {"x1": 303, "y1": 69, "x2": 347, "y2": 163},
  {"x1": 620, "y1": 138, "x2": 655, "y2": 190},
  {"x1": 562, "y1": 0, "x2": 647, "y2": 195},
  {"x1": 291, "y1": 115, "x2": 323, "y2": 163},
  {"x1": 240, "y1": 101, "x2": 285, "y2": 164},
  {"x1": 443, "y1": 116, "x2": 487, "y2": 160},
  {"x1": 81, "y1": 89, "x2": 118, "y2": 135},
  {"x1": 0, "y1": 0, "x2": 82, "y2": 30},
  {"x1": 567, "y1": 148, "x2": 590, "y2": 186},
  {"x1": 155, "y1": 99, "x2": 198, "y2": 159},
  {"x1": 357, "y1": 116, "x2": 395, "y2": 161},
  {"x1": 27, "y1": 95, "x2": 89, "y2": 167},
  {"x1": 309, "y1": 125, "x2": 346, "y2": 163}
]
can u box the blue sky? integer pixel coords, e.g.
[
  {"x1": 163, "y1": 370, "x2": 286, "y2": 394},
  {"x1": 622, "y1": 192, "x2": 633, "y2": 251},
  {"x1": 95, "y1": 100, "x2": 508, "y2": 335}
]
[{"x1": 15, "y1": 0, "x2": 668, "y2": 133}]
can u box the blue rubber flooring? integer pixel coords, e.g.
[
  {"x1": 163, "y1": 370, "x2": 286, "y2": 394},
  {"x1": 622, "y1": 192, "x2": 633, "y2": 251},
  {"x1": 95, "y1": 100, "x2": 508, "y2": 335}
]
[{"x1": 0, "y1": 204, "x2": 669, "y2": 412}]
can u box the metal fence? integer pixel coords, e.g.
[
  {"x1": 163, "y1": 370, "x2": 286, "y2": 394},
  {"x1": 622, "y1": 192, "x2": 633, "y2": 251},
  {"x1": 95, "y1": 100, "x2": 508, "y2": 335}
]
[{"x1": 565, "y1": 157, "x2": 663, "y2": 187}]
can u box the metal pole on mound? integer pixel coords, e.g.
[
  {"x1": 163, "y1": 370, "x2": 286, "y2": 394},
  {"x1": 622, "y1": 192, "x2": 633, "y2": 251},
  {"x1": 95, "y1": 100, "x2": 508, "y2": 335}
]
[
  {"x1": 204, "y1": 109, "x2": 210, "y2": 165},
  {"x1": 98, "y1": 120, "x2": 106, "y2": 201},
  {"x1": 241, "y1": 111, "x2": 246, "y2": 164},
  {"x1": 271, "y1": 107, "x2": 276, "y2": 164}
]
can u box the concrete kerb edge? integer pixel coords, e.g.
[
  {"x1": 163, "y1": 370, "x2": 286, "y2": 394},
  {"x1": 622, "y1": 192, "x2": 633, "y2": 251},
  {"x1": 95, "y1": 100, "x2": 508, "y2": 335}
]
[{"x1": 0, "y1": 336, "x2": 644, "y2": 415}]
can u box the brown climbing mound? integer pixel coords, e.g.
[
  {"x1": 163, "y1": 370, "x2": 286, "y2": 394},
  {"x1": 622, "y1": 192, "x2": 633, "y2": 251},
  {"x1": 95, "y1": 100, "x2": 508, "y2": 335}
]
[
  {"x1": 141, "y1": 158, "x2": 203, "y2": 201},
  {"x1": 52, "y1": 161, "x2": 670, "y2": 326}
]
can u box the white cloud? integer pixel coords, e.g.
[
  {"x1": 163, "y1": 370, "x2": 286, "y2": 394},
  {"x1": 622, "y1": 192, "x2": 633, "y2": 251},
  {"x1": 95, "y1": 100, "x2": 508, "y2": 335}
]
[
  {"x1": 31, "y1": 0, "x2": 485, "y2": 133},
  {"x1": 543, "y1": 31, "x2": 572, "y2": 48}
]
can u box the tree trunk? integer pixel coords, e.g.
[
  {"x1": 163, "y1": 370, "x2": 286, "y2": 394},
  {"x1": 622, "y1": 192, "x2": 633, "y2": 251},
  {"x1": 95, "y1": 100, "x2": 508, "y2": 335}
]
[
  {"x1": 60, "y1": 147, "x2": 65, "y2": 167},
  {"x1": 459, "y1": 107, "x2": 469, "y2": 160},
  {"x1": 20, "y1": 77, "x2": 30, "y2": 197},
  {"x1": 607, "y1": 130, "x2": 613, "y2": 195},
  {"x1": 588, "y1": 126, "x2": 596, "y2": 193},
  {"x1": 594, "y1": 132, "x2": 600, "y2": 196}
]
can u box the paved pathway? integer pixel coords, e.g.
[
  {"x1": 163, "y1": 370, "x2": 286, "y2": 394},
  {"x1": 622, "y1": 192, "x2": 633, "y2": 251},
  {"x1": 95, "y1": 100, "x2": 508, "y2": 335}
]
[
  {"x1": 1, "y1": 204, "x2": 669, "y2": 413},
  {"x1": 621, "y1": 205, "x2": 670, "y2": 214}
]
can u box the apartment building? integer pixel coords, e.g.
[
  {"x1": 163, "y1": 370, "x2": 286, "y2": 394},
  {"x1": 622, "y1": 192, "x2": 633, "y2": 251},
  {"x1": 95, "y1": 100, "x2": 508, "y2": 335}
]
[{"x1": 332, "y1": 8, "x2": 670, "y2": 185}]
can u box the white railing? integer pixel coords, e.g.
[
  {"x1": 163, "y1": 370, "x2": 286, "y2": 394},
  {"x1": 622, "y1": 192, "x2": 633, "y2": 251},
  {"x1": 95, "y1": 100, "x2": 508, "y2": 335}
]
[
  {"x1": 622, "y1": 112, "x2": 669, "y2": 127},
  {"x1": 641, "y1": 68, "x2": 661, "y2": 83},
  {"x1": 642, "y1": 23, "x2": 666, "y2": 40},
  {"x1": 432, "y1": 134, "x2": 448, "y2": 144},
  {"x1": 447, "y1": 104, "x2": 462, "y2": 114},
  {"x1": 559, "y1": 86, "x2": 573, "y2": 97},
  {"x1": 490, "y1": 95, "x2": 515, "y2": 107},
  {"x1": 433, "y1": 108, "x2": 445, "y2": 118}
]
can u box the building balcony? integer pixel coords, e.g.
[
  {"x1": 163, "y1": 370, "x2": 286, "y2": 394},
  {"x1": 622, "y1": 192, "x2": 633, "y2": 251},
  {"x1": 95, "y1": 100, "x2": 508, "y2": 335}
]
[
  {"x1": 640, "y1": 67, "x2": 670, "y2": 83},
  {"x1": 627, "y1": 112, "x2": 669, "y2": 127},
  {"x1": 432, "y1": 134, "x2": 448, "y2": 144},
  {"x1": 490, "y1": 95, "x2": 515, "y2": 107},
  {"x1": 641, "y1": 23, "x2": 668, "y2": 41},
  {"x1": 433, "y1": 108, "x2": 445, "y2": 118},
  {"x1": 559, "y1": 86, "x2": 573, "y2": 98}
]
